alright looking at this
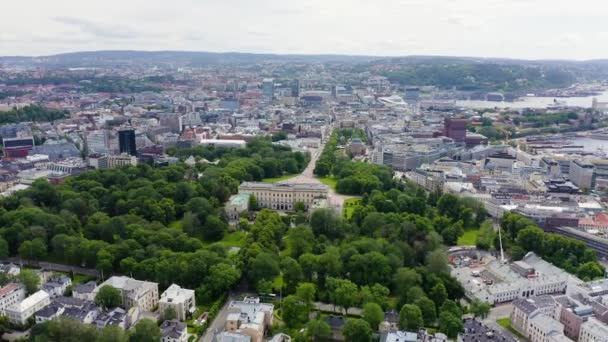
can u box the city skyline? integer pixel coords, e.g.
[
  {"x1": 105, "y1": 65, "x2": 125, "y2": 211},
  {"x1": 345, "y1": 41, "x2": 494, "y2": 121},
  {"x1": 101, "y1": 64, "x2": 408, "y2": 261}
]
[{"x1": 2, "y1": 0, "x2": 608, "y2": 60}]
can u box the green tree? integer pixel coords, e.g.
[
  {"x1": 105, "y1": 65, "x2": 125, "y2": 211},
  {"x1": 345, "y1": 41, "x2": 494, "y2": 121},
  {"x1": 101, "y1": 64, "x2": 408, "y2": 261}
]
[
  {"x1": 577, "y1": 261, "x2": 605, "y2": 281},
  {"x1": 306, "y1": 319, "x2": 331, "y2": 342},
  {"x1": 469, "y1": 299, "x2": 491, "y2": 319},
  {"x1": 95, "y1": 285, "x2": 122, "y2": 310},
  {"x1": 342, "y1": 319, "x2": 372, "y2": 342},
  {"x1": 440, "y1": 300, "x2": 462, "y2": 317},
  {"x1": 393, "y1": 268, "x2": 422, "y2": 299},
  {"x1": 202, "y1": 215, "x2": 227, "y2": 242},
  {"x1": 296, "y1": 282, "x2": 316, "y2": 306},
  {"x1": 399, "y1": 304, "x2": 423, "y2": 331},
  {"x1": 295, "y1": 201, "x2": 306, "y2": 212},
  {"x1": 429, "y1": 283, "x2": 448, "y2": 308},
  {"x1": 426, "y1": 250, "x2": 449, "y2": 275},
  {"x1": 129, "y1": 319, "x2": 161, "y2": 342},
  {"x1": 248, "y1": 194, "x2": 258, "y2": 211},
  {"x1": 516, "y1": 226, "x2": 545, "y2": 253},
  {"x1": 0, "y1": 237, "x2": 9, "y2": 259},
  {"x1": 330, "y1": 278, "x2": 358, "y2": 314},
  {"x1": 414, "y1": 297, "x2": 437, "y2": 326},
  {"x1": 439, "y1": 311, "x2": 463, "y2": 338},
  {"x1": 19, "y1": 269, "x2": 40, "y2": 295},
  {"x1": 362, "y1": 302, "x2": 384, "y2": 331},
  {"x1": 97, "y1": 324, "x2": 128, "y2": 342},
  {"x1": 282, "y1": 295, "x2": 309, "y2": 328}
]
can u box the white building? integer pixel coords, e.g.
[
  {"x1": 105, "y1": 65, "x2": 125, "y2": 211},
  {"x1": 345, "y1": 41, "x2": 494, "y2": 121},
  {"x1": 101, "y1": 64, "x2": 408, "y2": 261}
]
[
  {"x1": 72, "y1": 281, "x2": 97, "y2": 301},
  {"x1": 0, "y1": 283, "x2": 26, "y2": 315},
  {"x1": 510, "y1": 296, "x2": 559, "y2": 336},
  {"x1": 225, "y1": 297, "x2": 274, "y2": 342},
  {"x1": 238, "y1": 182, "x2": 328, "y2": 211},
  {"x1": 95, "y1": 276, "x2": 158, "y2": 312},
  {"x1": 42, "y1": 276, "x2": 72, "y2": 298},
  {"x1": 159, "y1": 284, "x2": 195, "y2": 321},
  {"x1": 579, "y1": 317, "x2": 608, "y2": 342},
  {"x1": 6, "y1": 290, "x2": 51, "y2": 325},
  {"x1": 527, "y1": 313, "x2": 567, "y2": 342}
]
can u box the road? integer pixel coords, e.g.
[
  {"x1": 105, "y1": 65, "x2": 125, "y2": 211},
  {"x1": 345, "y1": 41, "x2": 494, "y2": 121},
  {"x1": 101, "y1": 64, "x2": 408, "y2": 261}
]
[
  {"x1": 482, "y1": 303, "x2": 523, "y2": 341},
  {"x1": 3, "y1": 258, "x2": 100, "y2": 277},
  {"x1": 200, "y1": 295, "x2": 234, "y2": 342},
  {"x1": 283, "y1": 125, "x2": 359, "y2": 213}
]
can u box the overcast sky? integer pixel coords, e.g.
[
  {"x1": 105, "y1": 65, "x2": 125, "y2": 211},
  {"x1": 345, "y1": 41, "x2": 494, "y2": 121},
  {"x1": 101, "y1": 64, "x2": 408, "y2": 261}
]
[{"x1": 1, "y1": 0, "x2": 607, "y2": 60}]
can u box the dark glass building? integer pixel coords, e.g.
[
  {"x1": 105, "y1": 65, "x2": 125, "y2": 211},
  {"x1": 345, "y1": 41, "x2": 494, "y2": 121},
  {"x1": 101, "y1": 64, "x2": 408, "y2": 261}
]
[{"x1": 118, "y1": 129, "x2": 137, "y2": 156}]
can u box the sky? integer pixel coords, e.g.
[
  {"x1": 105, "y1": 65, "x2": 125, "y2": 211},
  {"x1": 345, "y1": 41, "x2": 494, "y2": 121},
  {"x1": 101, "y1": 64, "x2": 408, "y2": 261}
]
[{"x1": 1, "y1": 0, "x2": 607, "y2": 60}]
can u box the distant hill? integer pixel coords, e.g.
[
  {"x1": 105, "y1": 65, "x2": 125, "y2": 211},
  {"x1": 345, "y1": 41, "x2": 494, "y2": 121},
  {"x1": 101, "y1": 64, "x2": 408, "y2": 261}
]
[{"x1": 0, "y1": 50, "x2": 389, "y2": 67}]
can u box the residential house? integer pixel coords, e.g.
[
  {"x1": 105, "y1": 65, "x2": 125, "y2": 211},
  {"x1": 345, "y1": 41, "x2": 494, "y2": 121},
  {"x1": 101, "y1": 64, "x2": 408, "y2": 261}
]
[
  {"x1": 42, "y1": 275, "x2": 72, "y2": 298},
  {"x1": 160, "y1": 319, "x2": 188, "y2": 342},
  {"x1": 95, "y1": 307, "x2": 128, "y2": 329},
  {"x1": 323, "y1": 315, "x2": 346, "y2": 341},
  {"x1": 380, "y1": 331, "x2": 417, "y2": 342},
  {"x1": 225, "y1": 297, "x2": 274, "y2": 342},
  {"x1": 73, "y1": 281, "x2": 97, "y2": 301},
  {"x1": 0, "y1": 263, "x2": 20, "y2": 277},
  {"x1": 213, "y1": 332, "x2": 251, "y2": 342},
  {"x1": 159, "y1": 284, "x2": 195, "y2": 321}
]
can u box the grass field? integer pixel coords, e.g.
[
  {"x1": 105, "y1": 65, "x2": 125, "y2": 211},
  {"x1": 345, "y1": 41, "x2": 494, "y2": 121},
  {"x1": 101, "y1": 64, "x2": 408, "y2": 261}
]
[
  {"x1": 497, "y1": 318, "x2": 525, "y2": 338},
  {"x1": 317, "y1": 176, "x2": 338, "y2": 190},
  {"x1": 262, "y1": 174, "x2": 298, "y2": 183},
  {"x1": 343, "y1": 198, "x2": 362, "y2": 219},
  {"x1": 208, "y1": 231, "x2": 247, "y2": 248},
  {"x1": 457, "y1": 230, "x2": 479, "y2": 246}
]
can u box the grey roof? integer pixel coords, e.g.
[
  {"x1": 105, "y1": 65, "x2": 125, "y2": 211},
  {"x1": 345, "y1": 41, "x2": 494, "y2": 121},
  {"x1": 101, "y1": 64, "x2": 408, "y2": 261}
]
[
  {"x1": 35, "y1": 303, "x2": 61, "y2": 318},
  {"x1": 62, "y1": 307, "x2": 91, "y2": 322},
  {"x1": 213, "y1": 332, "x2": 251, "y2": 342},
  {"x1": 73, "y1": 281, "x2": 97, "y2": 294},
  {"x1": 513, "y1": 295, "x2": 556, "y2": 315},
  {"x1": 460, "y1": 319, "x2": 516, "y2": 342},
  {"x1": 160, "y1": 320, "x2": 187, "y2": 339},
  {"x1": 53, "y1": 296, "x2": 87, "y2": 308},
  {"x1": 323, "y1": 315, "x2": 346, "y2": 329}
]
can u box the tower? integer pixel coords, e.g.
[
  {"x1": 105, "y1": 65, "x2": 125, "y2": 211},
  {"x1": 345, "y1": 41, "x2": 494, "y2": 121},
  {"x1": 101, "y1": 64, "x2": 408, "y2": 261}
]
[{"x1": 118, "y1": 129, "x2": 137, "y2": 156}]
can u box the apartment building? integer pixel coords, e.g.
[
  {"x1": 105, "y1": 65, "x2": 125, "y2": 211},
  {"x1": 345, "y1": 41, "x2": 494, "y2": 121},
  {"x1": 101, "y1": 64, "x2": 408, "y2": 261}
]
[
  {"x1": 95, "y1": 276, "x2": 158, "y2": 312},
  {"x1": 159, "y1": 284, "x2": 195, "y2": 321},
  {"x1": 0, "y1": 283, "x2": 26, "y2": 315},
  {"x1": 579, "y1": 317, "x2": 608, "y2": 342},
  {"x1": 6, "y1": 290, "x2": 51, "y2": 325},
  {"x1": 225, "y1": 297, "x2": 274, "y2": 342}
]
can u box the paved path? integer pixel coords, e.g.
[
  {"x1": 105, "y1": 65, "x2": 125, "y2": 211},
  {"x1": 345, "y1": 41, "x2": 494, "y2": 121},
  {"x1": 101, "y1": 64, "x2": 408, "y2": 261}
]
[
  {"x1": 283, "y1": 125, "x2": 359, "y2": 213},
  {"x1": 200, "y1": 295, "x2": 234, "y2": 342},
  {"x1": 3, "y1": 258, "x2": 100, "y2": 277},
  {"x1": 483, "y1": 303, "x2": 523, "y2": 341}
]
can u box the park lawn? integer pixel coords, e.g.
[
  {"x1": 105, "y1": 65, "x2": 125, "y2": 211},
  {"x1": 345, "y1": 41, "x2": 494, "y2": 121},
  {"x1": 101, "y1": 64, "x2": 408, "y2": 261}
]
[
  {"x1": 343, "y1": 198, "x2": 362, "y2": 219},
  {"x1": 262, "y1": 174, "x2": 298, "y2": 183},
  {"x1": 212, "y1": 231, "x2": 247, "y2": 248},
  {"x1": 318, "y1": 176, "x2": 338, "y2": 190},
  {"x1": 497, "y1": 318, "x2": 525, "y2": 338},
  {"x1": 457, "y1": 230, "x2": 479, "y2": 246}
]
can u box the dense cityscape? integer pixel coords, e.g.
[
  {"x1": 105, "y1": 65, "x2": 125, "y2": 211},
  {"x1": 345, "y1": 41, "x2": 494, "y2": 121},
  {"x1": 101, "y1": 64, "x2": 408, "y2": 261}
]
[{"x1": 1, "y1": 48, "x2": 608, "y2": 342}]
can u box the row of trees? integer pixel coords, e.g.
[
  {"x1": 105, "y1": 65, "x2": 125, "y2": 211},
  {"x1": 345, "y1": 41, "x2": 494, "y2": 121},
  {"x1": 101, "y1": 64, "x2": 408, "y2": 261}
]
[
  {"x1": 0, "y1": 105, "x2": 69, "y2": 124},
  {"x1": 30, "y1": 317, "x2": 161, "y2": 342},
  {"x1": 498, "y1": 213, "x2": 604, "y2": 280},
  {"x1": 314, "y1": 130, "x2": 394, "y2": 195}
]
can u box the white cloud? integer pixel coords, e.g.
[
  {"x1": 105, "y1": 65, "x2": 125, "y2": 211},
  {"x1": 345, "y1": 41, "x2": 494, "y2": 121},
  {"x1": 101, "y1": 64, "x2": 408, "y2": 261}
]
[{"x1": 0, "y1": 0, "x2": 606, "y2": 59}]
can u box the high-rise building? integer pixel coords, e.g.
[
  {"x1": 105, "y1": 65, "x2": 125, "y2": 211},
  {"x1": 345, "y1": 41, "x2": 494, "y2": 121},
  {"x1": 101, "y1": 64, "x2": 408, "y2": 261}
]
[
  {"x1": 118, "y1": 129, "x2": 136, "y2": 156},
  {"x1": 3, "y1": 136, "x2": 34, "y2": 158},
  {"x1": 444, "y1": 118, "x2": 467, "y2": 143},
  {"x1": 262, "y1": 78, "x2": 274, "y2": 101},
  {"x1": 86, "y1": 130, "x2": 109, "y2": 154},
  {"x1": 569, "y1": 159, "x2": 595, "y2": 190},
  {"x1": 290, "y1": 79, "x2": 300, "y2": 98}
]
